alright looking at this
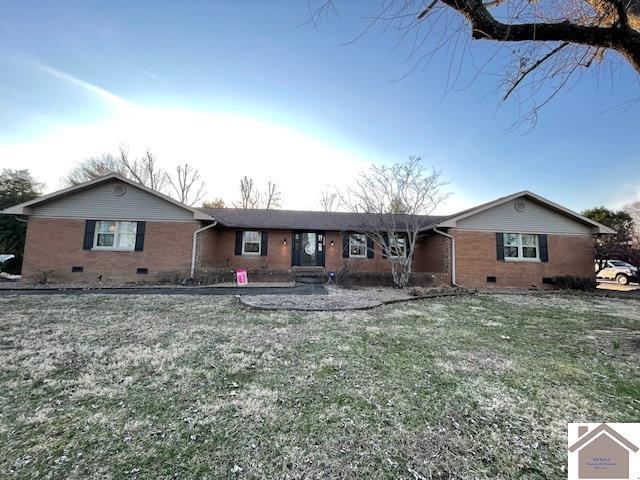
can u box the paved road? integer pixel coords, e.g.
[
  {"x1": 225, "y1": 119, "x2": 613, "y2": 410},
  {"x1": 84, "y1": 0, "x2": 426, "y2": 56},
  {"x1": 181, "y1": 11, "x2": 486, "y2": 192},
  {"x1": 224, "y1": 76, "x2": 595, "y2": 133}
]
[{"x1": 0, "y1": 284, "x2": 327, "y2": 296}]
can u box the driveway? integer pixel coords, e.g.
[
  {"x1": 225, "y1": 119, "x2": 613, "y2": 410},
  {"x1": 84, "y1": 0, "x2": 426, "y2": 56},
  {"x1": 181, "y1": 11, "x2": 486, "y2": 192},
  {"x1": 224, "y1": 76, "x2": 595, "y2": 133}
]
[
  {"x1": 596, "y1": 280, "x2": 640, "y2": 293},
  {"x1": 0, "y1": 284, "x2": 327, "y2": 296}
]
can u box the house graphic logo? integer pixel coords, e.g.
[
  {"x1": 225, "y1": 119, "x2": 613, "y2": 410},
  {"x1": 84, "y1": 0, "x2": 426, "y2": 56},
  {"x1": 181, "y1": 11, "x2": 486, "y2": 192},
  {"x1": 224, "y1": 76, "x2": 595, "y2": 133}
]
[{"x1": 568, "y1": 423, "x2": 640, "y2": 479}]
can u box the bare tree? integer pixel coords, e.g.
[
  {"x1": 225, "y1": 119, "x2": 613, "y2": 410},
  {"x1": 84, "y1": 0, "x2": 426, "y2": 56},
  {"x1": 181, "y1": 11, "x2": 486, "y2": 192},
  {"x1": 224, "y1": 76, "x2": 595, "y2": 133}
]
[
  {"x1": 319, "y1": 187, "x2": 339, "y2": 212},
  {"x1": 62, "y1": 148, "x2": 207, "y2": 206},
  {"x1": 234, "y1": 176, "x2": 281, "y2": 209},
  {"x1": 264, "y1": 181, "x2": 282, "y2": 209},
  {"x1": 310, "y1": 1, "x2": 640, "y2": 126},
  {"x1": 119, "y1": 147, "x2": 168, "y2": 192},
  {"x1": 340, "y1": 156, "x2": 449, "y2": 288},
  {"x1": 624, "y1": 200, "x2": 640, "y2": 234},
  {"x1": 63, "y1": 154, "x2": 125, "y2": 186},
  {"x1": 166, "y1": 163, "x2": 207, "y2": 206},
  {"x1": 202, "y1": 198, "x2": 227, "y2": 208},
  {"x1": 235, "y1": 176, "x2": 260, "y2": 208}
]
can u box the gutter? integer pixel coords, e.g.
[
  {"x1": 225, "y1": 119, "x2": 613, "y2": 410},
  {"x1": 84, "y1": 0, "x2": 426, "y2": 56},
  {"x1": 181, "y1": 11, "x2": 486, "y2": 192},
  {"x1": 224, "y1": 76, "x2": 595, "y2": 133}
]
[
  {"x1": 432, "y1": 228, "x2": 459, "y2": 287},
  {"x1": 190, "y1": 221, "x2": 218, "y2": 278}
]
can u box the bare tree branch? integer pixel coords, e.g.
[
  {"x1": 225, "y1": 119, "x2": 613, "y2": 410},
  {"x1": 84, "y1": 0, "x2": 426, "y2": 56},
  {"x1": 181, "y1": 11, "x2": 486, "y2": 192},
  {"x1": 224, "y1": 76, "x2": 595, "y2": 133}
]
[
  {"x1": 339, "y1": 156, "x2": 449, "y2": 288},
  {"x1": 310, "y1": 0, "x2": 640, "y2": 128},
  {"x1": 234, "y1": 176, "x2": 281, "y2": 209},
  {"x1": 166, "y1": 163, "x2": 206, "y2": 206},
  {"x1": 319, "y1": 187, "x2": 340, "y2": 212}
]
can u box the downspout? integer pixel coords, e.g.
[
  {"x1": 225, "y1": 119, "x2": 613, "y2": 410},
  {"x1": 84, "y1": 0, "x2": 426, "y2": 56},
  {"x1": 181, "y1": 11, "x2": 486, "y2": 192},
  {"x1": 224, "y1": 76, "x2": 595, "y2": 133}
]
[
  {"x1": 191, "y1": 221, "x2": 217, "y2": 278},
  {"x1": 433, "y1": 228, "x2": 459, "y2": 287}
]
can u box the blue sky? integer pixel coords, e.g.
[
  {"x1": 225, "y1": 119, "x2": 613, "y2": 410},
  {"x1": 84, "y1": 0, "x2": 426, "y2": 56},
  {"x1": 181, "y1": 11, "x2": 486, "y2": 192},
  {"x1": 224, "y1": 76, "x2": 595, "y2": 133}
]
[{"x1": 0, "y1": 0, "x2": 638, "y2": 212}]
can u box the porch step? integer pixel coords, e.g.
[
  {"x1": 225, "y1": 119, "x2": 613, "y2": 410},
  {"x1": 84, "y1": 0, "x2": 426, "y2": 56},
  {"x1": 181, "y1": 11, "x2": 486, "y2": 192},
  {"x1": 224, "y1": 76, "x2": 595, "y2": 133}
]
[{"x1": 295, "y1": 272, "x2": 324, "y2": 285}]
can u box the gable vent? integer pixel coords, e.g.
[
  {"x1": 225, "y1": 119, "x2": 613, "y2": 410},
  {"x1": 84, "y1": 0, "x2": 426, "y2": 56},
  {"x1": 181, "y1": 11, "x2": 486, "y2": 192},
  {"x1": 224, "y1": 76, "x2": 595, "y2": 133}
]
[
  {"x1": 514, "y1": 199, "x2": 526, "y2": 212},
  {"x1": 113, "y1": 184, "x2": 126, "y2": 197}
]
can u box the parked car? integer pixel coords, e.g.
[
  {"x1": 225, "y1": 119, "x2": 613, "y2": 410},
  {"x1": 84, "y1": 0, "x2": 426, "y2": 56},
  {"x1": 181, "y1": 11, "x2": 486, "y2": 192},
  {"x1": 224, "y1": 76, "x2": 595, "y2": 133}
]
[
  {"x1": 0, "y1": 254, "x2": 15, "y2": 270},
  {"x1": 596, "y1": 260, "x2": 639, "y2": 285}
]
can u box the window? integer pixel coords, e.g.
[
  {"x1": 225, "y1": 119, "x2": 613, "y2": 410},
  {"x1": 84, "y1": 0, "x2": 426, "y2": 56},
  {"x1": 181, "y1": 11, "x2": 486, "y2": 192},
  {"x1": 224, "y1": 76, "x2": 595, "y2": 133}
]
[
  {"x1": 94, "y1": 221, "x2": 137, "y2": 251},
  {"x1": 242, "y1": 231, "x2": 262, "y2": 255},
  {"x1": 349, "y1": 234, "x2": 367, "y2": 258},
  {"x1": 388, "y1": 235, "x2": 407, "y2": 258},
  {"x1": 503, "y1": 233, "x2": 539, "y2": 261}
]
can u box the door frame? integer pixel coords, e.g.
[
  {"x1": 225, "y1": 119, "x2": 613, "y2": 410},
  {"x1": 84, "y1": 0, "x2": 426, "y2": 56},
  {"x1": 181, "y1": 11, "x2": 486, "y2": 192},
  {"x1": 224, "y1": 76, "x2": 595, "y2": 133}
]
[{"x1": 291, "y1": 230, "x2": 325, "y2": 267}]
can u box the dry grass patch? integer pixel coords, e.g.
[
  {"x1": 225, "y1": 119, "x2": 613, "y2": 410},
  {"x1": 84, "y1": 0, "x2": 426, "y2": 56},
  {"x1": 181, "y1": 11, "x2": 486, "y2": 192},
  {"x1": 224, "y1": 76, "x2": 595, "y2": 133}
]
[{"x1": 0, "y1": 293, "x2": 638, "y2": 479}]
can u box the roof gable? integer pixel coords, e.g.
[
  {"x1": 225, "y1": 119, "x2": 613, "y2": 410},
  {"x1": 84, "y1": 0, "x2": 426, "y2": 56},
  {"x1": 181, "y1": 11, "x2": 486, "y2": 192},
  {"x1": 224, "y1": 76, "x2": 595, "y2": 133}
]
[
  {"x1": 2, "y1": 174, "x2": 211, "y2": 221},
  {"x1": 439, "y1": 191, "x2": 615, "y2": 234}
]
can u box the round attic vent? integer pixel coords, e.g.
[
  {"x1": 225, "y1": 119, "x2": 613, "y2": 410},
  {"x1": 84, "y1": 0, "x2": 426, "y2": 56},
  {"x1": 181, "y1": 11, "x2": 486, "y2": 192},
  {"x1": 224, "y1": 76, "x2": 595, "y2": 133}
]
[
  {"x1": 514, "y1": 199, "x2": 526, "y2": 212},
  {"x1": 113, "y1": 184, "x2": 126, "y2": 197}
]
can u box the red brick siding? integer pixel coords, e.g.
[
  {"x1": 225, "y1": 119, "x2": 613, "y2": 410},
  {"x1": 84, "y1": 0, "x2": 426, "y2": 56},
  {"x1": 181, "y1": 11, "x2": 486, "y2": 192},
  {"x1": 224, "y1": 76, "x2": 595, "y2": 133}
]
[
  {"x1": 200, "y1": 229, "x2": 450, "y2": 285},
  {"x1": 452, "y1": 229, "x2": 595, "y2": 288},
  {"x1": 22, "y1": 218, "x2": 199, "y2": 283},
  {"x1": 200, "y1": 229, "x2": 292, "y2": 271}
]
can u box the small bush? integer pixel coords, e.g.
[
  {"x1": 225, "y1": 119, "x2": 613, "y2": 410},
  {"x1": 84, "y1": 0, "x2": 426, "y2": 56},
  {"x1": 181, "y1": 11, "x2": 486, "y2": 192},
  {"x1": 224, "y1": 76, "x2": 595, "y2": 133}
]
[{"x1": 548, "y1": 276, "x2": 596, "y2": 291}]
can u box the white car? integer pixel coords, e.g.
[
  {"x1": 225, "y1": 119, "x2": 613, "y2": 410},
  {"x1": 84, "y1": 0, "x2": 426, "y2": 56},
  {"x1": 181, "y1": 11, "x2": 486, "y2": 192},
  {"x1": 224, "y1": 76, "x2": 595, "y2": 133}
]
[{"x1": 596, "y1": 260, "x2": 639, "y2": 285}]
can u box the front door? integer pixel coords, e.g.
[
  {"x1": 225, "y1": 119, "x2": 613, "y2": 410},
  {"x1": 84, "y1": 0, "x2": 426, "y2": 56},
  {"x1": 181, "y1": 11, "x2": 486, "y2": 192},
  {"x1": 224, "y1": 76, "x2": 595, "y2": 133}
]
[
  {"x1": 292, "y1": 231, "x2": 325, "y2": 267},
  {"x1": 301, "y1": 232, "x2": 317, "y2": 266}
]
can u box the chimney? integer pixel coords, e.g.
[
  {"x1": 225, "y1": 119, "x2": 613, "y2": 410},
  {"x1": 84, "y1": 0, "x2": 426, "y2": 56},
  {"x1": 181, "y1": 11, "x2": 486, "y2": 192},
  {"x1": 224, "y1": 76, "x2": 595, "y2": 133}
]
[{"x1": 578, "y1": 426, "x2": 589, "y2": 437}]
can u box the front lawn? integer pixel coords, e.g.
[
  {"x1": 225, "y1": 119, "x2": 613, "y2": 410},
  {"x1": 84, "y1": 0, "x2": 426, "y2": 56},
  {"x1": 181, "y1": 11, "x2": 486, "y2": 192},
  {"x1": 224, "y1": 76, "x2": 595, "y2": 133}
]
[{"x1": 1, "y1": 293, "x2": 638, "y2": 479}]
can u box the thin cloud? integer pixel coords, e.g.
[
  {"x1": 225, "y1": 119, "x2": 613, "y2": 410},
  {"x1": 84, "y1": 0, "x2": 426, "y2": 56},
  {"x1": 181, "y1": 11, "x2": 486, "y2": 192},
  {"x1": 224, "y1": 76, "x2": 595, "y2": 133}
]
[{"x1": 0, "y1": 48, "x2": 131, "y2": 109}]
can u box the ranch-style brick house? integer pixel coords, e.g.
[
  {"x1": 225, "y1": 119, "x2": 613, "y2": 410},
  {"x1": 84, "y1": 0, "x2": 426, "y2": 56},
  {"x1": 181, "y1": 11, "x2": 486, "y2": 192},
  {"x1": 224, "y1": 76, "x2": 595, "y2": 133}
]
[{"x1": 2, "y1": 173, "x2": 614, "y2": 287}]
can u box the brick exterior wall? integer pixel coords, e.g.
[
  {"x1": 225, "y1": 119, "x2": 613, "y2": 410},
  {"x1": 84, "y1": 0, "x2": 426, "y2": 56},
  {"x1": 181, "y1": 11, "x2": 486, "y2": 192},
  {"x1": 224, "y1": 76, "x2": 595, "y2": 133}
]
[
  {"x1": 22, "y1": 218, "x2": 199, "y2": 283},
  {"x1": 451, "y1": 229, "x2": 595, "y2": 288},
  {"x1": 24, "y1": 219, "x2": 595, "y2": 288},
  {"x1": 198, "y1": 228, "x2": 450, "y2": 285}
]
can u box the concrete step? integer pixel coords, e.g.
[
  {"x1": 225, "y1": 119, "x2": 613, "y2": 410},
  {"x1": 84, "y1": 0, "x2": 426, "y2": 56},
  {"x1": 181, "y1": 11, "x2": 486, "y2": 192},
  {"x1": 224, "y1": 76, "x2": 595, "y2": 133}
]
[{"x1": 295, "y1": 273, "x2": 324, "y2": 285}]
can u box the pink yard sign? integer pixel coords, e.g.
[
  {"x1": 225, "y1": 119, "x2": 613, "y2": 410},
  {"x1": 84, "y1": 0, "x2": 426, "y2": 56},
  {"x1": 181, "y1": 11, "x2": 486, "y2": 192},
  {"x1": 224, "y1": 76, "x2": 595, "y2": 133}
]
[{"x1": 236, "y1": 269, "x2": 248, "y2": 286}]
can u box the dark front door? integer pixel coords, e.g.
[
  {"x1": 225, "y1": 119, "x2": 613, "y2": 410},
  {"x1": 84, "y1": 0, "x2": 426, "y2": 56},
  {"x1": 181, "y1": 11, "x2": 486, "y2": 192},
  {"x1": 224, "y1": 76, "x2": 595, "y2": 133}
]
[{"x1": 292, "y1": 231, "x2": 325, "y2": 267}]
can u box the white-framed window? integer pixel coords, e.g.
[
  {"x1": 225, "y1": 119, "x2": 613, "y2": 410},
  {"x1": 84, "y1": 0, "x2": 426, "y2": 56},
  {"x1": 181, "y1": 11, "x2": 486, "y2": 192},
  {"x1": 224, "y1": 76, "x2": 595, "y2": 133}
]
[
  {"x1": 242, "y1": 231, "x2": 262, "y2": 255},
  {"x1": 388, "y1": 235, "x2": 407, "y2": 258},
  {"x1": 93, "y1": 221, "x2": 137, "y2": 251},
  {"x1": 503, "y1": 233, "x2": 539, "y2": 261},
  {"x1": 349, "y1": 234, "x2": 367, "y2": 258}
]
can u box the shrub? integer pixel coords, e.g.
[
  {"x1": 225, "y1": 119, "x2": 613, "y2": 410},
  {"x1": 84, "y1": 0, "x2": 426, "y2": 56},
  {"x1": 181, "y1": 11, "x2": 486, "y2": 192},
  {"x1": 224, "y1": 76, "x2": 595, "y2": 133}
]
[{"x1": 549, "y1": 276, "x2": 596, "y2": 291}]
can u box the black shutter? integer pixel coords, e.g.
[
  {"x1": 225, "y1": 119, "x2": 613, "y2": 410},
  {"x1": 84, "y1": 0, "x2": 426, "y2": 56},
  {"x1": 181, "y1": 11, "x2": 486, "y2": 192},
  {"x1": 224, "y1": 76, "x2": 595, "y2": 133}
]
[
  {"x1": 539, "y1": 234, "x2": 548, "y2": 262},
  {"x1": 382, "y1": 233, "x2": 389, "y2": 259},
  {"x1": 342, "y1": 233, "x2": 350, "y2": 258},
  {"x1": 404, "y1": 233, "x2": 411, "y2": 257},
  {"x1": 260, "y1": 232, "x2": 268, "y2": 256},
  {"x1": 235, "y1": 231, "x2": 243, "y2": 255},
  {"x1": 496, "y1": 233, "x2": 505, "y2": 261},
  {"x1": 83, "y1": 220, "x2": 96, "y2": 250},
  {"x1": 134, "y1": 222, "x2": 145, "y2": 251},
  {"x1": 367, "y1": 237, "x2": 374, "y2": 259}
]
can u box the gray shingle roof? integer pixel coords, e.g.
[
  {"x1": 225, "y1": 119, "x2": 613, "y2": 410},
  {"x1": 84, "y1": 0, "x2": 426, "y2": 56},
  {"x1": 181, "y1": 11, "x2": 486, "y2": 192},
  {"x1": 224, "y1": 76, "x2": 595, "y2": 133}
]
[{"x1": 198, "y1": 207, "x2": 445, "y2": 231}]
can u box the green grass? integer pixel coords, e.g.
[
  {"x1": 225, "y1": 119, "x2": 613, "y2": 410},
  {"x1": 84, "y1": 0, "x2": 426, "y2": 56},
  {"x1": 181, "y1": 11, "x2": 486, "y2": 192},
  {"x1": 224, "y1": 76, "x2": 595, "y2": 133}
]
[{"x1": 0, "y1": 293, "x2": 638, "y2": 479}]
